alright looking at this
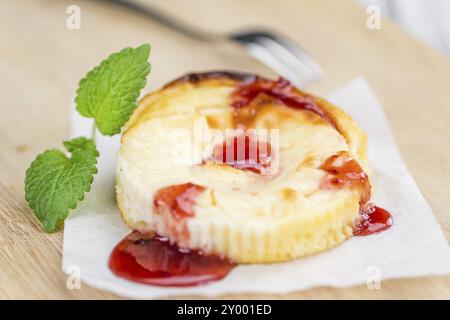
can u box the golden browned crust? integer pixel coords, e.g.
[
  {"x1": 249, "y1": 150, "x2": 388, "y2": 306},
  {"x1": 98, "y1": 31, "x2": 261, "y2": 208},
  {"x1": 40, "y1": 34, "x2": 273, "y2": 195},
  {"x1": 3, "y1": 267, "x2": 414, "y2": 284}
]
[
  {"x1": 163, "y1": 70, "x2": 257, "y2": 88},
  {"x1": 125, "y1": 71, "x2": 368, "y2": 171}
]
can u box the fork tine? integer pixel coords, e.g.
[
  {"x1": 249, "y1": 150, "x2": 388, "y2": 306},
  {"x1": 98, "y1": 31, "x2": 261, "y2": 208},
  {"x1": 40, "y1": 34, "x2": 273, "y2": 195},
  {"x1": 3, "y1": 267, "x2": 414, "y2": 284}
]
[
  {"x1": 263, "y1": 33, "x2": 325, "y2": 79},
  {"x1": 243, "y1": 43, "x2": 293, "y2": 84},
  {"x1": 256, "y1": 38, "x2": 321, "y2": 87},
  {"x1": 232, "y1": 32, "x2": 324, "y2": 87},
  {"x1": 258, "y1": 34, "x2": 325, "y2": 84},
  {"x1": 242, "y1": 42, "x2": 311, "y2": 87}
]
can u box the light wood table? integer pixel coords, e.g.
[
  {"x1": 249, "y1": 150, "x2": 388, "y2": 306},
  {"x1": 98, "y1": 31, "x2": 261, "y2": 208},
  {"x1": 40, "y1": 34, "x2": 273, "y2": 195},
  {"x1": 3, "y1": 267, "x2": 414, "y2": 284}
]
[{"x1": 1, "y1": 0, "x2": 449, "y2": 299}]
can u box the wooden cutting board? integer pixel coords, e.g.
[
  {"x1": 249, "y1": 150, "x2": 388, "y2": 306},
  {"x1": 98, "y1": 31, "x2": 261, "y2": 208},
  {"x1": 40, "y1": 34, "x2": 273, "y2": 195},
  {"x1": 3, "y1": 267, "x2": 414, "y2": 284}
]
[{"x1": 1, "y1": 0, "x2": 449, "y2": 299}]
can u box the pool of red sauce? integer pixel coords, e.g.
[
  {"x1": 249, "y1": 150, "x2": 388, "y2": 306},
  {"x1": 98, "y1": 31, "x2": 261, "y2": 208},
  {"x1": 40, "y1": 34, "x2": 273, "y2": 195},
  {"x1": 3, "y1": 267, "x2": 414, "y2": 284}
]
[
  {"x1": 109, "y1": 182, "x2": 236, "y2": 287},
  {"x1": 109, "y1": 232, "x2": 236, "y2": 287},
  {"x1": 109, "y1": 75, "x2": 393, "y2": 287}
]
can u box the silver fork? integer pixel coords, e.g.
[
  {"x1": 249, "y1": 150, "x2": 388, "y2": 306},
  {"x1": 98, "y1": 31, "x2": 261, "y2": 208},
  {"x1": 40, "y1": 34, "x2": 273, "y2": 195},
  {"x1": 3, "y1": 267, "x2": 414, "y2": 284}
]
[{"x1": 105, "y1": 0, "x2": 324, "y2": 87}]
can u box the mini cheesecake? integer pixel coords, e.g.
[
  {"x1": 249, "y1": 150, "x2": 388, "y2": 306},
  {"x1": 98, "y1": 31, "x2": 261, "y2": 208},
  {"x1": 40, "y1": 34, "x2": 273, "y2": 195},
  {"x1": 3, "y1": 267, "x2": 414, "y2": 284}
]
[{"x1": 116, "y1": 71, "x2": 371, "y2": 263}]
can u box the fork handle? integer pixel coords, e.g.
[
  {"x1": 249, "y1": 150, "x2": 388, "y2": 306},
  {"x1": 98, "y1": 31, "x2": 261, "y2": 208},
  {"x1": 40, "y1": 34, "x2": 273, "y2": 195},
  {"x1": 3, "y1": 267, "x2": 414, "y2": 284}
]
[{"x1": 104, "y1": 0, "x2": 215, "y2": 41}]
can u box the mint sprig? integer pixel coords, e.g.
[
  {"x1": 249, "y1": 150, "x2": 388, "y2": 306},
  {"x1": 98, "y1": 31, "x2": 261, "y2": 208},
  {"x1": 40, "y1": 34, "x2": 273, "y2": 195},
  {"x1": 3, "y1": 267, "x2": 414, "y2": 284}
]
[
  {"x1": 25, "y1": 138, "x2": 99, "y2": 232},
  {"x1": 25, "y1": 44, "x2": 151, "y2": 232},
  {"x1": 76, "y1": 44, "x2": 151, "y2": 135}
]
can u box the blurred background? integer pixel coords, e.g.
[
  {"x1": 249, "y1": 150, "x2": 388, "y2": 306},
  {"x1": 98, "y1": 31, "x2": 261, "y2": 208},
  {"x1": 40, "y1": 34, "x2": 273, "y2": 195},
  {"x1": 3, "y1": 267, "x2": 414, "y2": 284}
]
[
  {"x1": 1, "y1": 0, "x2": 450, "y2": 189},
  {"x1": 358, "y1": 0, "x2": 450, "y2": 55}
]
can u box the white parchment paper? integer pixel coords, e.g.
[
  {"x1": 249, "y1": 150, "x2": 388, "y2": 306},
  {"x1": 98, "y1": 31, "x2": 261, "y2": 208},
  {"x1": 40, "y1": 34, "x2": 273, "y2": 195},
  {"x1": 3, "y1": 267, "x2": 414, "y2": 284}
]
[{"x1": 63, "y1": 78, "x2": 450, "y2": 299}]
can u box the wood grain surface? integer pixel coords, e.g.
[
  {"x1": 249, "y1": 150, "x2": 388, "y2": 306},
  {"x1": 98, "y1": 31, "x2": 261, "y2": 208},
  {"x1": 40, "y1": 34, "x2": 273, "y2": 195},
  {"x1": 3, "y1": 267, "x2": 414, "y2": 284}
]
[{"x1": 1, "y1": 0, "x2": 449, "y2": 299}]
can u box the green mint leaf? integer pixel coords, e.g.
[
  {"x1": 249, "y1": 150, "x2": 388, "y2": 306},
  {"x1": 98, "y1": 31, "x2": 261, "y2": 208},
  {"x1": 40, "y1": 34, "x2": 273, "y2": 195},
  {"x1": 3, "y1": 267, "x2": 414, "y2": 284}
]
[
  {"x1": 75, "y1": 44, "x2": 151, "y2": 136},
  {"x1": 25, "y1": 137, "x2": 99, "y2": 232}
]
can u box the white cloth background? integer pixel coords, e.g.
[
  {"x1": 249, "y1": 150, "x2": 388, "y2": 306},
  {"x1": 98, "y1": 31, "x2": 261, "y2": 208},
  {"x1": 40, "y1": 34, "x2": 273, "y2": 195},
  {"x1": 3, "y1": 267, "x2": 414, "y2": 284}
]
[{"x1": 357, "y1": 0, "x2": 450, "y2": 55}]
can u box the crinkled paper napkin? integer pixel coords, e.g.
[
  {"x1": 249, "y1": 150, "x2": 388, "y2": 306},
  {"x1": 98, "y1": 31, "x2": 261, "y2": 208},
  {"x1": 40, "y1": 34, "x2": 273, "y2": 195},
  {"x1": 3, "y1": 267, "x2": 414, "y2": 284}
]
[{"x1": 63, "y1": 78, "x2": 450, "y2": 299}]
